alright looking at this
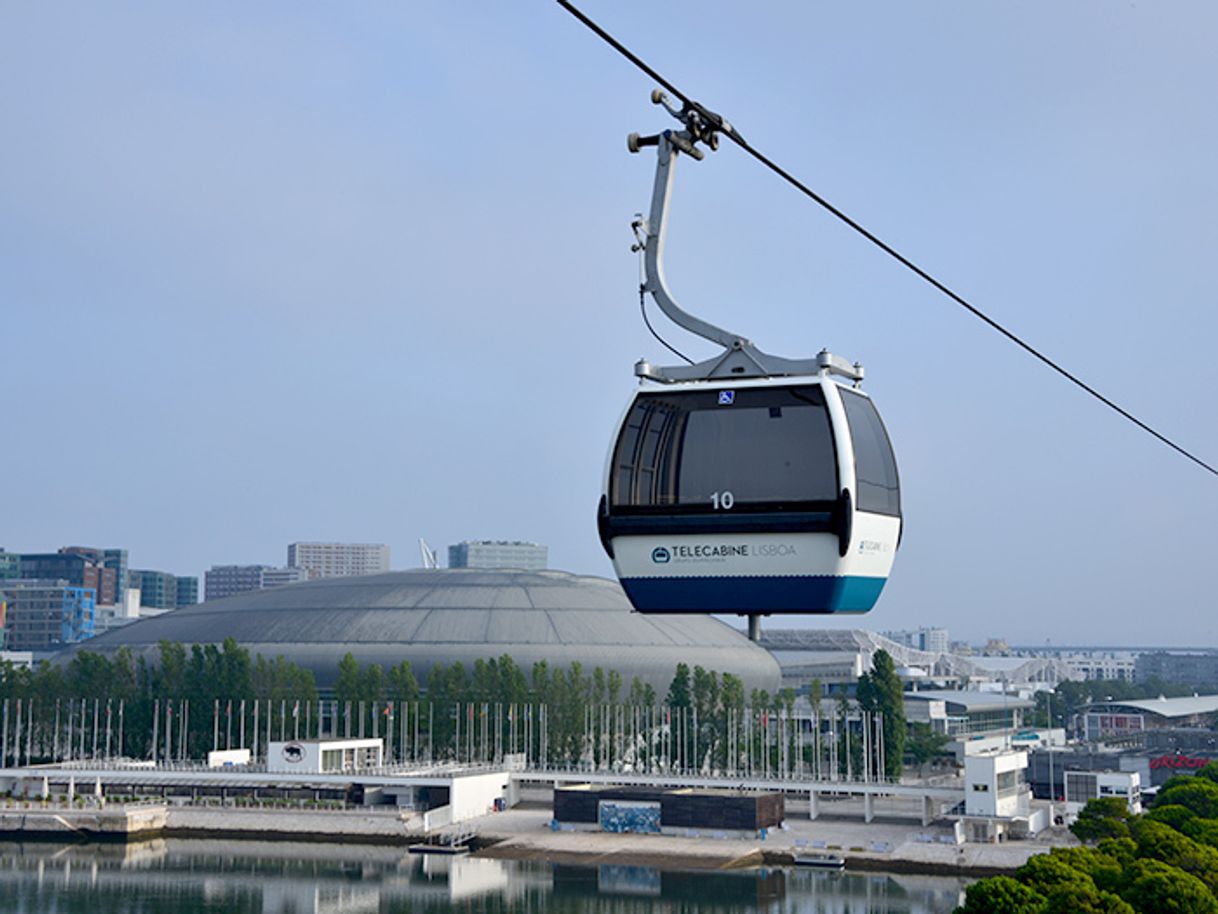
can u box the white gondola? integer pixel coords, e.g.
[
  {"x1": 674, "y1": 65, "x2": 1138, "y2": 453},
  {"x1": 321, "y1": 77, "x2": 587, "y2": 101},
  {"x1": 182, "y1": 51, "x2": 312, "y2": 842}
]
[{"x1": 597, "y1": 92, "x2": 901, "y2": 623}]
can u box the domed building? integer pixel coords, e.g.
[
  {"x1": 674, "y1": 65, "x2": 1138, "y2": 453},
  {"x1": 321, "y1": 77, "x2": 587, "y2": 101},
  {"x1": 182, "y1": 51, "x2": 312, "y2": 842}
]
[{"x1": 71, "y1": 569, "x2": 781, "y2": 694}]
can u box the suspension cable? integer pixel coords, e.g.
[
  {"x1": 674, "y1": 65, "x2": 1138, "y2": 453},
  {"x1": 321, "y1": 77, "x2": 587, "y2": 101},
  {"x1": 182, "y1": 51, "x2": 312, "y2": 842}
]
[{"x1": 557, "y1": 0, "x2": 1218, "y2": 478}]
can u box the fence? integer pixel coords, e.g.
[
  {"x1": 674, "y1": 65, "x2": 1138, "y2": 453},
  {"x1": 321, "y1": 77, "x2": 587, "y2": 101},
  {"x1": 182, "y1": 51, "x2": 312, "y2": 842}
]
[{"x1": 0, "y1": 696, "x2": 893, "y2": 784}]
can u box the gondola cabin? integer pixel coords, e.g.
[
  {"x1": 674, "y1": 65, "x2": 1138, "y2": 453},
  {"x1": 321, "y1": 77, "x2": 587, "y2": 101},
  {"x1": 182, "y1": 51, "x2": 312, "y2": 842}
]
[{"x1": 598, "y1": 374, "x2": 900, "y2": 615}]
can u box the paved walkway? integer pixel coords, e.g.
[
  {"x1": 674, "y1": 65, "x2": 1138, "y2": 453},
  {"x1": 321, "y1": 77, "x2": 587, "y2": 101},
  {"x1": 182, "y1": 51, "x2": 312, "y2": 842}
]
[{"x1": 472, "y1": 806, "x2": 1074, "y2": 874}]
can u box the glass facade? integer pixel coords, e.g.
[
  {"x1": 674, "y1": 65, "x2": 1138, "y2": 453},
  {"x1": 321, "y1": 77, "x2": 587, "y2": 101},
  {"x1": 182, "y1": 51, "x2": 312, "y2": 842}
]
[{"x1": 611, "y1": 385, "x2": 838, "y2": 512}]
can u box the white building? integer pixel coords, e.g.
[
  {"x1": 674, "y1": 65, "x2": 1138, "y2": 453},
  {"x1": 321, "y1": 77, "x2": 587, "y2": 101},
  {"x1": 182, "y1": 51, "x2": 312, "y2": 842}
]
[
  {"x1": 1065, "y1": 769, "x2": 1142, "y2": 817},
  {"x1": 447, "y1": 541, "x2": 547, "y2": 571},
  {"x1": 268, "y1": 738, "x2": 384, "y2": 774},
  {"x1": 287, "y1": 542, "x2": 390, "y2": 579},
  {"x1": 961, "y1": 748, "x2": 1046, "y2": 842}
]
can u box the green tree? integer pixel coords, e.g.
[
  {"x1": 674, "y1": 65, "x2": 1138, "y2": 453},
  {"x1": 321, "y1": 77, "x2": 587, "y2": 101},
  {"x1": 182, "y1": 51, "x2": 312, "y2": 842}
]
[
  {"x1": 1121, "y1": 859, "x2": 1218, "y2": 914},
  {"x1": 360, "y1": 663, "x2": 386, "y2": 704},
  {"x1": 388, "y1": 660, "x2": 420, "y2": 703},
  {"x1": 666, "y1": 663, "x2": 691, "y2": 709},
  {"x1": 1017, "y1": 852, "x2": 1099, "y2": 896},
  {"x1": 905, "y1": 722, "x2": 949, "y2": 771},
  {"x1": 1156, "y1": 778, "x2": 1218, "y2": 820},
  {"x1": 334, "y1": 653, "x2": 361, "y2": 705},
  {"x1": 1196, "y1": 761, "x2": 1218, "y2": 786},
  {"x1": 856, "y1": 649, "x2": 905, "y2": 778},
  {"x1": 1131, "y1": 819, "x2": 1218, "y2": 893},
  {"x1": 607, "y1": 669, "x2": 622, "y2": 704},
  {"x1": 1072, "y1": 797, "x2": 1135, "y2": 843},
  {"x1": 1041, "y1": 882, "x2": 1133, "y2": 914},
  {"x1": 956, "y1": 875, "x2": 1044, "y2": 914}
]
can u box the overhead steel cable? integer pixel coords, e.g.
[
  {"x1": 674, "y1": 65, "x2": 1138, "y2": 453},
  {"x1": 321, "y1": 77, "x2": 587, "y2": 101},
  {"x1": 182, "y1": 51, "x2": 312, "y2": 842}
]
[{"x1": 556, "y1": 0, "x2": 1218, "y2": 479}]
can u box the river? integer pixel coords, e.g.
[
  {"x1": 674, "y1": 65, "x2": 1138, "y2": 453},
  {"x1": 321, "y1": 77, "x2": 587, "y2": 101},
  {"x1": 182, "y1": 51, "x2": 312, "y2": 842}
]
[{"x1": 0, "y1": 838, "x2": 971, "y2": 913}]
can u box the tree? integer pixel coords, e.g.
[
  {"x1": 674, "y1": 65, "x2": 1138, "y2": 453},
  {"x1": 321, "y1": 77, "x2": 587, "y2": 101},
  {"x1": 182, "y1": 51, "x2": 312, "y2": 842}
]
[
  {"x1": 906, "y1": 722, "x2": 949, "y2": 770},
  {"x1": 1131, "y1": 819, "x2": 1218, "y2": 893},
  {"x1": 666, "y1": 663, "x2": 691, "y2": 709},
  {"x1": 1072, "y1": 797, "x2": 1134, "y2": 843},
  {"x1": 1017, "y1": 852, "x2": 1100, "y2": 896},
  {"x1": 1156, "y1": 778, "x2": 1218, "y2": 820},
  {"x1": 956, "y1": 875, "x2": 1044, "y2": 914},
  {"x1": 388, "y1": 660, "x2": 420, "y2": 703},
  {"x1": 1041, "y1": 883, "x2": 1134, "y2": 914},
  {"x1": 334, "y1": 653, "x2": 361, "y2": 705},
  {"x1": 1121, "y1": 859, "x2": 1218, "y2": 914},
  {"x1": 856, "y1": 649, "x2": 905, "y2": 778},
  {"x1": 360, "y1": 663, "x2": 386, "y2": 704},
  {"x1": 1197, "y1": 761, "x2": 1218, "y2": 786}
]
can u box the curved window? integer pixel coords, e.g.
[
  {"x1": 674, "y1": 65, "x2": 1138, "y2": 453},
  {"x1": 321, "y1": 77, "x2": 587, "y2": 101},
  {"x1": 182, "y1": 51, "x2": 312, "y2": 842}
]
[
  {"x1": 611, "y1": 385, "x2": 838, "y2": 512},
  {"x1": 839, "y1": 389, "x2": 900, "y2": 517}
]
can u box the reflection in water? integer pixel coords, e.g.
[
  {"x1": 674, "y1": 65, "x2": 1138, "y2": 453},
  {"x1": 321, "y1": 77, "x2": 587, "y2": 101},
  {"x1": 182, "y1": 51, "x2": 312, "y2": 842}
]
[{"x1": 0, "y1": 839, "x2": 969, "y2": 913}]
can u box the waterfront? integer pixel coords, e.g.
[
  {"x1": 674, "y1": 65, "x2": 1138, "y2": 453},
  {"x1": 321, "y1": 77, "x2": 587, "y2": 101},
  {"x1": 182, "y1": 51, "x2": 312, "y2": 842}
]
[{"x1": 0, "y1": 838, "x2": 971, "y2": 913}]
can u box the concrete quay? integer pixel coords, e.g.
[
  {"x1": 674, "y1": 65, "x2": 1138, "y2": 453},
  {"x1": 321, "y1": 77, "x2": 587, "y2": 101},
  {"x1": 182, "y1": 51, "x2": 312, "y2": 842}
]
[
  {"x1": 472, "y1": 806, "x2": 1068, "y2": 876},
  {"x1": 0, "y1": 801, "x2": 429, "y2": 843}
]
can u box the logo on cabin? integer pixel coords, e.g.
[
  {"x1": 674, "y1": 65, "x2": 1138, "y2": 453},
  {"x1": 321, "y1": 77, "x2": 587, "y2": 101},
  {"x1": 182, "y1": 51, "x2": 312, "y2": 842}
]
[
  {"x1": 651, "y1": 547, "x2": 671, "y2": 564},
  {"x1": 282, "y1": 742, "x2": 305, "y2": 764}
]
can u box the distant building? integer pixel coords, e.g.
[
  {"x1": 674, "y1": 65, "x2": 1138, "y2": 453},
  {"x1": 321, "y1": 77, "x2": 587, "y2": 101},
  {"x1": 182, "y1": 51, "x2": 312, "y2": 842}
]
[
  {"x1": 0, "y1": 551, "x2": 20, "y2": 580},
  {"x1": 129, "y1": 569, "x2": 195, "y2": 610},
  {"x1": 205, "y1": 565, "x2": 266, "y2": 601},
  {"x1": 1136, "y1": 652, "x2": 1218, "y2": 689},
  {"x1": 1064, "y1": 769, "x2": 1142, "y2": 818},
  {"x1": 1059, "y1": 650, "x2": 1138, "y2": 682},
  {"x1": 260, "y1": 567, "x2": 309, "y2": 590},
  {"x1": 204, "y1": 565, "x2": 308, "y2": 601},
  {"x1": 20, "y1": 550, "x2": 116, "y2": 605},
  {"x1": 1076, "y1": 695, "x2": 1218, "y2": 742},
  {"x1": 60, "y1": 546, "x2": 128, "y2": 605},
  {"x1": 175, "y1": 576, "x2": 199, "y2": 607},
  {"x1": 904, "y1": 689, "x2": 1034, "y2": 738},
  {"x1": 0, "y1": 580, "x2": 95, "y2": 651},
  {"x1": 448, "y1": 540, "x2": 547, "y2": 571},
  {"x1": 882, "y1": 627, "x2": 949, "y2": 653},
  {"x1": 287, "y1": 542, "x2": 390, "y2": 579}
]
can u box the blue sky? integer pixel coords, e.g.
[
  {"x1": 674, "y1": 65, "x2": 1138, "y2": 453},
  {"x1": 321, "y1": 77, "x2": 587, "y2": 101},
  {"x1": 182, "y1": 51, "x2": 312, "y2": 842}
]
[{"x1": 3, "y1": 2, "x2": 1216, "y2": 646}]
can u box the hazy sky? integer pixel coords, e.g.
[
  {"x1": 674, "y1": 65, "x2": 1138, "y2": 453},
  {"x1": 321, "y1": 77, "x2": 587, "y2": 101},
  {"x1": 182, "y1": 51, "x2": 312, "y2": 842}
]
[{"x1": 3, "y1": 2, "x2": 1216, "y2": 647}]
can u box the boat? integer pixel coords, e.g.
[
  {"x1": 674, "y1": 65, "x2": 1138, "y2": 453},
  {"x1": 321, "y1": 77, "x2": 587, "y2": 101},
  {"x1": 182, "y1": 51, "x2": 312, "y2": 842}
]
[{"x1": 793, "y1": 852, "x2": 845, "y2": 870}]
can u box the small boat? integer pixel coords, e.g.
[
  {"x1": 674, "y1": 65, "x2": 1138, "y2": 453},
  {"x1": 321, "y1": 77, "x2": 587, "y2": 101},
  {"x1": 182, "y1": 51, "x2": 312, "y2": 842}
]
[
  {"x1": 408, "y1": 842, "x2": 469, "y2": 856},
  {"x1": 793, "y1": 853, "x2": 845, "y2": 870}
]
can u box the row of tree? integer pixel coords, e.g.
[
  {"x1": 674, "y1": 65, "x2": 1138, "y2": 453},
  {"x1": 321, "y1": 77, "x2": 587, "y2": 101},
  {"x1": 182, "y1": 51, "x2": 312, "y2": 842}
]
[
  {"x1": 960, "y1": 763, "x2": 1218, "y2": 913},
  {"x1": 1, "y1": 642, "x2": 909, "y2": 779}
]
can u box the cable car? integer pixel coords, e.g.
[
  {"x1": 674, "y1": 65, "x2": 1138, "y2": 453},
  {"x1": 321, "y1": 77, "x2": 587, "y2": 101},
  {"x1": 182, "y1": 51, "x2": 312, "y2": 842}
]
[{"x1": 596, "y1": 92, "x2": 901, "y2": 624}]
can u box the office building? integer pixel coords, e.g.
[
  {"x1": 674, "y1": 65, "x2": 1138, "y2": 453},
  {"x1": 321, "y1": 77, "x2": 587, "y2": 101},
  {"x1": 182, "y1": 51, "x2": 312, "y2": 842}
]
[
  {"x1": 131, "y1": 570, "x2": 173, "y2": 609},
  {"x1": 204, "y1": 565, "x2": 308, "y2": 601},
  {"x1": 59, "y1": 546, "x2": 130, "y2": 606},
  {"x1": 20, "y1": 550, "x2": 116, "y2": 605},
  {"x1": 175, "y1": 576, "x2": 198, "y2": 607},
  {"x1": 0, "y1": 580, "x2": 95, "y2": 651},
  {"x1": 883, "y1": 627, "x2": 950, "y2": 654},
  {"x1": 448, "y1": 540, "x2": 547, "y2": 571},
  {"x1": 1135, "y1": 652, "x2": 1218, "y2": 689},
  {"x1": 287, "y1": 542, "x2": 390, "y2": 579},
  {"x1": 0, "y1": 551, "x2": 20, "y2": 580},
  {"x1": 260, "y1": 567, "x2": 309, "y2": 590}
]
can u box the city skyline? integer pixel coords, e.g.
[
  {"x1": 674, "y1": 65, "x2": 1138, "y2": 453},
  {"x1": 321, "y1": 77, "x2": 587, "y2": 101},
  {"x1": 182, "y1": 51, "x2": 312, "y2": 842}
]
[{"x1": 3, "y1": 3, "x2": 1217, "y2": 645}]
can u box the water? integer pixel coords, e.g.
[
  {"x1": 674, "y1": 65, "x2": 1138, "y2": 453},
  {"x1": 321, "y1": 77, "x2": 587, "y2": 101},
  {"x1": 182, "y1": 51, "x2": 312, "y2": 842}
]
[{"x1": 0, "y1": 839, "x2": 970, "y2": 913}]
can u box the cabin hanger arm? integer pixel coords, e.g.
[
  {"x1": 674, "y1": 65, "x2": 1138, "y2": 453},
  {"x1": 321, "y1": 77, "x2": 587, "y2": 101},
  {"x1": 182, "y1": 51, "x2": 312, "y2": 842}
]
[{"x1": 628, "y1": 91, "x2": 861, "y2": 384}]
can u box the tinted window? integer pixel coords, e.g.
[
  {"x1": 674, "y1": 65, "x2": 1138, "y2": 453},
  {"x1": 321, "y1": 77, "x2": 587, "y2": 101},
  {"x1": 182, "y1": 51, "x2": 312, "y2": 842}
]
[
  {"x1": 839, "y1": 389, "x2": 900, "y2": 516},
  {"x1": 611, "y1": 386, "x2": 838, "y2": 511}
]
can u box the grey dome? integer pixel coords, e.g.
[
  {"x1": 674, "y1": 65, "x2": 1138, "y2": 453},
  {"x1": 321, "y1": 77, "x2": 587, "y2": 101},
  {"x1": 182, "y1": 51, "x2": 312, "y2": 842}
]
[{"x1": 71, "y1": 569, "x2": 781, "y2": 694}]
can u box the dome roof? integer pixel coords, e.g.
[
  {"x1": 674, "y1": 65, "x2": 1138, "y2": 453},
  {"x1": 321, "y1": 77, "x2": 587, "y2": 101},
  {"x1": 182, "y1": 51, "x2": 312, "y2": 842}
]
[{"x1": 73, "y1": 569, "x2": 781, "y2": 693}]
